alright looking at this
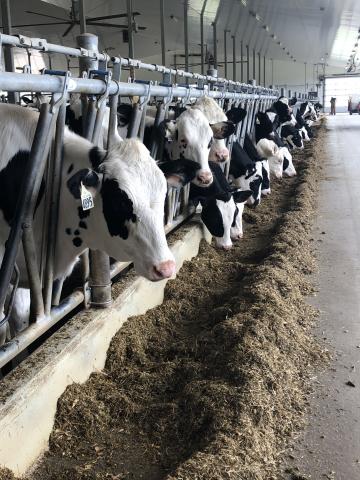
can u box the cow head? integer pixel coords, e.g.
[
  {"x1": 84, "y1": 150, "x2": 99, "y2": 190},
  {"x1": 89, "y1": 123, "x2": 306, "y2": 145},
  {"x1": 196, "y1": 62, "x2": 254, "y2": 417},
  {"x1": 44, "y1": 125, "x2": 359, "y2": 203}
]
[
  {"x1": 280, "y1": 147, "x2": 297, "y2": 177},
  {"x1": 65, "y1": 138, "x2": 179, "y2": 282},
  {"x1": 281, "y1": 125, "x2": 304, "y2": 150},
  {"x1": 192, "y1": 97, "x2": 245, "y2": 163},
  {"x1": 256, "y1": 138, "x2": 284, "y2": 179},
  {"x1": 160, "y1": 108, "x2": 235, "y2": 187}
]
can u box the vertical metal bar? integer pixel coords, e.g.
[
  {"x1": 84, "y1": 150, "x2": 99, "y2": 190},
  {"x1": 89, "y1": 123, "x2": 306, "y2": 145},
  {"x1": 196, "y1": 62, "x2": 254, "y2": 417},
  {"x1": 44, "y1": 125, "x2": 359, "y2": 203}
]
[
  {"x1": 271, "y1": 58, "x2": 274, "y2": 85},
  {"x1": 304, "y1": 62, "x2": 307, "y2": 94},
  {"x1": 224, "y1": 30, "x2": 228, "y2": 78},
  {"x1": 184, "y1": 1, "x2": 189, "y2": 76},
  {"x1": 0, "y1": 104, "x2": 53, "y2": 318},
  {"x1": 258, "y1": 52, "x2": 261, "y2": 86},
  {"x1": 127, "y1": 0, "x2": 134, "y2": 59},
  {"x1": 78, "y1": 0, "x2": 86, "y2": 34},
  {"x1": 240, "y1": 41, "x2": 244, "y2": 83},
  {"x1": 263, "y1": 55, "x2": 266, "y2": 87},
  {"x1": 232, "y1": 35, "x2": 236, "y2": 81},
  {"x1": 253, "y1": 49, "x2": 256, "y2": 80},
  {"x1": 246, "y1": 45, "x2": 250, "y2": 82},
  {"x1": 89, "y1": 251, "x2": 111, "y2": 308},
  {"x1": 213, "y1": 22, "x2": 217, "y2": 69},
  {"x1": 160, "y1": 0, "x2": 166, "y2": 66},
  {"x1": 23, "y1": 227, "x2": 45, "y2": 319},
  {"x1": 1, "y1": 0, "x2": 18, "y2": 104},
  {"x1": 200, "y1": 0, "x2": 208, "y2": 75},
  {"x1": 43, "y1": 101, "x2": 67, "y2": 315}
]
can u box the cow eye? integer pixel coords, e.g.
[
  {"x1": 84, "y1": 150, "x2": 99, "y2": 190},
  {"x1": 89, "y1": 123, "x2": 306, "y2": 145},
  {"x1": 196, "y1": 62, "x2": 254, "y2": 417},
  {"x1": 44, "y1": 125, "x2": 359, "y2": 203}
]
[{"x1": 208, "y1": 138, "x2": 213, "y2": 149}]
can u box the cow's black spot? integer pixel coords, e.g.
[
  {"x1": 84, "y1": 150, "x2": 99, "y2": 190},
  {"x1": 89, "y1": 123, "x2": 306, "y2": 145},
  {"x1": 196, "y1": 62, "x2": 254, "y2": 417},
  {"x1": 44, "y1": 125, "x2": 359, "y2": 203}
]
[
  {"x1": 0, "y1": 150, "x2": 45, "y2": 224},
  {"x1": 201, "y1": 200, "x2": 224, "y2": 237},
  {"x1": 232, "y1": 205, "x2": 239, "y2": 227},
  {"x1": 74, "y1": 229, "x2": 80, "y2": 236},
  {"x1": 65, "y1": 106, "x2": 83, "y2": 135},
  {"x1": 101, "y1": 178, "x2": 136, "y2": 239},
  {"x1": 89, "y1": 146, "x2": 104, "y2": 170},
  {"x1": 78, "y1": 206, "x2": 90, "y2": 220},
  {"x1": 67, "y1": 164, "x2": 74, "y2": 175},
  {"x1": 79, "y1": 221, "x2": 87, "y2": 229},
  {"x1": 66, "y1": 228, "x2": 72, "y2": 235},
  {"x1": 73, "y1": 237, "x2": 83, "y2": 247},
  {"x1": 283, "y1": 157, "x2": 290, "y2": 171},
  {"x1": 262, "y1": 163, "x2": 270, "y2": 191}
]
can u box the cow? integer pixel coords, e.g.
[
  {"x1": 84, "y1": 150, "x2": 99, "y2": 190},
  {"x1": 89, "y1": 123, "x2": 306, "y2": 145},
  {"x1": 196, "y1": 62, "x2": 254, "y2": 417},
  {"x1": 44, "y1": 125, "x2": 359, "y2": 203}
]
[
  {"x1": 255, "y1": 111, "x2": 297, "y2": 177},
  {"x1": 229, "y1": 140, "x2": 263, "y2": 207},
  {"x1": 256, "y1": 138, "x2": 284, "y2": 179},
  {"x1": 191, "y1": 96, "x2": 247, "y2": 163},
  {"x1": 190, "y1": 161, "x2": 252, "y2": 249},
  {"x1": 280, "y1": 123, "x2": 304, "y2": 150},
  {"x1": 0, "y1": 103, "x2": 199, "y2": 342},
  {"x1": 243, "y1": 134, "x2": 270, "y2": 196}
]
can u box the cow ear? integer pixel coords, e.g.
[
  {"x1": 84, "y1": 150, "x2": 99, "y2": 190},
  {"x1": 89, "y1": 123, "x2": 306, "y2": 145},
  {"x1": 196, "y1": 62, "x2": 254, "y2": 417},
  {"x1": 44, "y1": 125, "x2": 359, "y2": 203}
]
[
  {"x1": 232, "y1": 189, "x2": 253, "y2": 203},
  {"x1": 201, "y1": 202, "x2": 224, "y2": 237},
  {"x1": 158, "y1": 119, "x2": 178, "y2": 142},
  {"x1": 67, "y1": 168, "x2": 102, "y2": 199},
  {"x1": 117, "y1": 103, "x2": 133, "y2": 126},
  {"x1": 210, "y1": 121, "x2": 235, "y2": 139},
  {"x1": 226, "y1": 107, "x2": 247, "y2": 124},
  {"x1": 158, "y1": 159, "x2": 200, "y2": 187}
]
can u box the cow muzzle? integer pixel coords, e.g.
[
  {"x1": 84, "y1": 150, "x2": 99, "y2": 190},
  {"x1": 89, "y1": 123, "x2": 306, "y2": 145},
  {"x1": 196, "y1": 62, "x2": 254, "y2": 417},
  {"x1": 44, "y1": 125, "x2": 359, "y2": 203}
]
[
  {"x1": 151, "y1": 260, "x2": 176, "y2": 281},
  {"x1": 214, "y1": 149, "x2": 230, "y2": 163},
  {"x1": 196, "y1": 170, "x2": 213, "y2": 186}
]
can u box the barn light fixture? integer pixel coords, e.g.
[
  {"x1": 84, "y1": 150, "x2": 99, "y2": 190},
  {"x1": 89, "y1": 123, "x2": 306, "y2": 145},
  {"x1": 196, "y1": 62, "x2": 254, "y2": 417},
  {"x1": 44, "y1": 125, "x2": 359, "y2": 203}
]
[
  {"x1": 240, "y1": 0, "x2": 247, "y2": 6},
  {"x1": 263, "y1": 25, "x2": 269, "y2": 31},
  {"x1": 249, "y1": 10, "x2": 262, "y2": 21}
]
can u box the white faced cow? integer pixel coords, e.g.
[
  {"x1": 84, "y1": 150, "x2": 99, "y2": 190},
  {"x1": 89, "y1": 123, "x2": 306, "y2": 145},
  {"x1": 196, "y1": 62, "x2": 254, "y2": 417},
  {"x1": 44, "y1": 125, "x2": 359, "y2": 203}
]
[
  {"x1": 256, "y1": 138, "x2": 284, "y2": 179},
  {"x1": 0, "y1": 103, "x2": 199, "y2": 342}
]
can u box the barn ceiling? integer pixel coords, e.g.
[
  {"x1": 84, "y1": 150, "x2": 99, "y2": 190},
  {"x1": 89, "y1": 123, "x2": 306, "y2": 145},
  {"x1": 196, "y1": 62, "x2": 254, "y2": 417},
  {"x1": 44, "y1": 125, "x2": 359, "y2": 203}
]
[{"x1": 1, "y1": 0, "x2": 360, "y2": 71}]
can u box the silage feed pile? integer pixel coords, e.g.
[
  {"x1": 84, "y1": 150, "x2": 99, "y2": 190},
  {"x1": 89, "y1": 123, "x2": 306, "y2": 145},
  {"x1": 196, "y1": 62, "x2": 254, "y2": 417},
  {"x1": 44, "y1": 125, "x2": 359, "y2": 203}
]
[{"x1": 0, "y1": 123, "x2": 328, "y2": 480}]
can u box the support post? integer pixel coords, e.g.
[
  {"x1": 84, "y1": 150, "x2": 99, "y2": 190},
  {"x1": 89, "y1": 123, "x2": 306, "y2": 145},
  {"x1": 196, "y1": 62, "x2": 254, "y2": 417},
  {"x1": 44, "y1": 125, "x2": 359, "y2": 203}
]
[
  {"x1": 241, "y1": 41, "x2": 244, "y2": 83},
  {"x1": 253, "y1": 49, "x2": 256, "y2": 80},
  {"x1": 200, "y1": 0, "x2": 208, "y2": 76},
  {"x1": 232, "y1": 35, "x2": 236, "y2": 81},
  {"x1": 1, "y1": 0, "x2": 18, "y2": 103},
  {"x1": 224, "y1": 30, "x2": 228, "y2": 78},
  {"x1": 246, "y1": 45, "x2": 250, "y2": 82},
  {"x1": 213, "y1": 21, "x2": 217, "y2": 69},
  {"x1": 160, "y1": 0, "x2": 166, "y2": 67},
  {"x1": 263, "y1": 55, "x2": 266, "y2": 87},
  {"x1": 184, "y1": 1, "x2": 189, "y2": 76},
  {"x1": 78, "y1": 0, "x2": 86, "y2": 34},
  {"x1": 305, "y1": 62, "x2": 307, "y2": 94},
  {"x1": 258, "y1": 52, "x2": 261, "y2": 86},
  {"x1": 126, "y1": 0, "x2": 135, "y2": 59}
]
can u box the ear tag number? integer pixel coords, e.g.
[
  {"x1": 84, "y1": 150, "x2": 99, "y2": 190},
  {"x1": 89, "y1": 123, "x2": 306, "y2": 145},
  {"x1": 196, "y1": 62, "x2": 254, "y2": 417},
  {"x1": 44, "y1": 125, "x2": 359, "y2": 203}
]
[{"x1": 81, "y1": 182, "x2": 94, "y2": 211}]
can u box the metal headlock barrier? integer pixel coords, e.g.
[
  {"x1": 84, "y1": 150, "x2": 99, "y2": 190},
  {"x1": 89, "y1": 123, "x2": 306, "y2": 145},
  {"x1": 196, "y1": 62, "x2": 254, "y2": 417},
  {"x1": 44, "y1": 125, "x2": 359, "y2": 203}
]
[{"x1": 0, "y1": 30, "x2": 281, "y2": 370}]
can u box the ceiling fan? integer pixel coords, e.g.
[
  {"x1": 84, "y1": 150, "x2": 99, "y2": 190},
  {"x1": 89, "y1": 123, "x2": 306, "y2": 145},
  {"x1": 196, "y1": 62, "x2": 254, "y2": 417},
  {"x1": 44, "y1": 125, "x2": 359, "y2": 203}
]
[{"x1": 4, "y1": 0, "x2": 147, "y2": 37}]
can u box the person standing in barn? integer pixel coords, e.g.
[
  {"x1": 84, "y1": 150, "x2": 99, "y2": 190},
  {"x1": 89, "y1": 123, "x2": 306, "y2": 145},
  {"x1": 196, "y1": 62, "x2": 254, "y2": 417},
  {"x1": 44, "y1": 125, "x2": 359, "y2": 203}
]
[{"x1": 330, "y1": 97, "x2": 336, "y2": 115}]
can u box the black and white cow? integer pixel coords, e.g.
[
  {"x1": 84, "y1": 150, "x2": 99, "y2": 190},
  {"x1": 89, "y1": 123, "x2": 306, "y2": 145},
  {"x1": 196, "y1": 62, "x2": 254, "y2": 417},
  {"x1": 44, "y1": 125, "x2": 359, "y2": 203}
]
[
  {"x1": 280, "y1": 123, "x2": 304, "y2": 150},
  {"x1": 255, "y1": 111, "x2": 297, "y2": 177},
  {"x1": 190, "y1": 161, "x2": 252, "y2": 249},
  {"x1": 0, "y1": 103, "x2": 199, "y2": 342},
  {"x1": 229, "y1": 140, "x2": 263, "y2": 207},
  {"x1": 243, "y1": 134, "x2": 270, "y2": 196}
]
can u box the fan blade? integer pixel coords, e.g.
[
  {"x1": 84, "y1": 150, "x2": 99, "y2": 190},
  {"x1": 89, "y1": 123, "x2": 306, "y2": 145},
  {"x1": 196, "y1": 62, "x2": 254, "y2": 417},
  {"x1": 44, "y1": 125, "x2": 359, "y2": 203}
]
[
  {"x1": 25, "y1": 10, "x2": 69, "y2": 22},
  {"x1": 62, "y1": 23, "x2": 76, "y2": 37},
  {"x1": 6, "y1": 22, "x2": 71, "y2": 28},
  {"x1": 87, "y1": 22, "x2": 128, "y2": 28},
  {"x1": 87, "y1": 12, "x2": 140, "y2": 21}
]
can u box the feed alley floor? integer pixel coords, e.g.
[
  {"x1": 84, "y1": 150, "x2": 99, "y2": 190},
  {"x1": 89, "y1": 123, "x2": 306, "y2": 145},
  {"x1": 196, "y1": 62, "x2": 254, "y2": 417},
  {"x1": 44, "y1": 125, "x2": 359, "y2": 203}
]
[{"x1": 287, "y1": 114, "x2": 360, "y2": 480}]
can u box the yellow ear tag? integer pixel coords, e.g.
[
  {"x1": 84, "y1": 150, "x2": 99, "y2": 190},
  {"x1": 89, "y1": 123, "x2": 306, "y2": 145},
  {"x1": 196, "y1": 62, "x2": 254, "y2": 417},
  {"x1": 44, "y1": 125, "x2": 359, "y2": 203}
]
[{"x1": 80, "y1": 182, "x2": 94, "y2": 211}]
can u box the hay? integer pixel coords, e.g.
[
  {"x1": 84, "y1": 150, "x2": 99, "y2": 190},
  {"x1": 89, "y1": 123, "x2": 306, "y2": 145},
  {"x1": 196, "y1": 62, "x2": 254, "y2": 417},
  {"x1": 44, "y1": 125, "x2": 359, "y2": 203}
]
[{"x1": 0, "y1": 124, "x2": 328, "y2": 480}]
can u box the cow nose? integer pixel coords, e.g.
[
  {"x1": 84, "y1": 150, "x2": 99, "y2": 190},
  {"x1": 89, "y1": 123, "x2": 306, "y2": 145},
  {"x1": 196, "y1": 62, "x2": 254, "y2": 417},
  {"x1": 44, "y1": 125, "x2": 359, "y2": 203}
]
[
  {"x1": 232, "y1": 233, "x2": 243, "y2": 241},
  {"x1": 197, "y1": 170, "x2": 213, "y2": 185},
  {"x1": 153, "y1": 260, "x2": 176, "y2": 280},
  {"x1": 222, "y1": 244, "x2": 232, "y2": 251},
  {"x1": 215, "y1": 150, "x2": 229, "y2": 163}
]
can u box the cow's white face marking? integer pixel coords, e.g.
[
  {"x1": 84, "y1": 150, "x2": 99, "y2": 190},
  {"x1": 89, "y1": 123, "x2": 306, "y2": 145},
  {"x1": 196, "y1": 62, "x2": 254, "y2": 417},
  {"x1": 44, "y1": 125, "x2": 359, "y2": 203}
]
[{"x1": 214, "y1": 197, "x2": 236, "y2": 250}]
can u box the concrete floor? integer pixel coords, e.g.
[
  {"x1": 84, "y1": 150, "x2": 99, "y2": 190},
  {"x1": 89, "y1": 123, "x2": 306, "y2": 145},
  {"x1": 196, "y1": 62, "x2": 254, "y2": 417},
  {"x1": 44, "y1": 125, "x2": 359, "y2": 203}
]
[{"x1": 289, "y1": 114, "x2": 360, "y2": 479}]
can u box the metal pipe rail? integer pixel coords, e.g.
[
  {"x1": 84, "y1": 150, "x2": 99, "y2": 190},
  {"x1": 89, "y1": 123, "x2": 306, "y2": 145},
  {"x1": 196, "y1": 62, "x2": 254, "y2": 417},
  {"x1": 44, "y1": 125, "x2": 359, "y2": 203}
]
[
  {"x1": 0, "y1": 71, "x2": 278, "y2": 100},
  {"x1": 0, "y1": 32, "x2": 277, "y2": 95}
]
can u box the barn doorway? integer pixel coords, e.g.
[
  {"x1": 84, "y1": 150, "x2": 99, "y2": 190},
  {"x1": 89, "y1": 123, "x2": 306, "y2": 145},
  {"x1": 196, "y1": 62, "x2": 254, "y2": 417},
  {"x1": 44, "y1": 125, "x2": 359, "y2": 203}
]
[{"x1": 324, "y1": 74, "x2": 360, "y2": 114}]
